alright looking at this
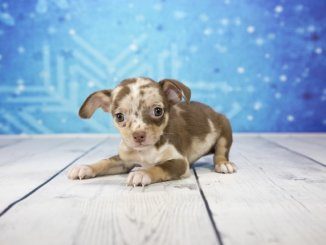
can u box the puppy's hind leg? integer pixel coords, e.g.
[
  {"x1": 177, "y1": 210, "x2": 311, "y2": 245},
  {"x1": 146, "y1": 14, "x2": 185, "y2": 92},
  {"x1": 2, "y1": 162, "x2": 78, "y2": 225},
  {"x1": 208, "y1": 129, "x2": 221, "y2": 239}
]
[
  {"x1": 213, "y1": 117, "x2": 236, "y2": 174},
  {"x1": 68, "y1": 155, "x2": 134, "y2": 180}
]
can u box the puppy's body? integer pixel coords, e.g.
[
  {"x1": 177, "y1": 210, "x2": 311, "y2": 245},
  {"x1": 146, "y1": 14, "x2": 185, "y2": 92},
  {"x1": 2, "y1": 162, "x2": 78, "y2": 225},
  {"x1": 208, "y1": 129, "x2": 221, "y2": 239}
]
[
  {"x1": 161, "y1": 101, "x2": 232, "y2": 164},
  {"x1": 69, "y1": 77, "x2": 235, "y2": 186}
]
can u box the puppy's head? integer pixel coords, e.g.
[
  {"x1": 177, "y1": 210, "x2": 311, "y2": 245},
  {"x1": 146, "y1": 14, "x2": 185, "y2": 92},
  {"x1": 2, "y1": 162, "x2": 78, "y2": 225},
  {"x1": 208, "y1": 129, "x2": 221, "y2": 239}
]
[{"x1": 79, "y1": 77, "x2": 191, "y2": 149}]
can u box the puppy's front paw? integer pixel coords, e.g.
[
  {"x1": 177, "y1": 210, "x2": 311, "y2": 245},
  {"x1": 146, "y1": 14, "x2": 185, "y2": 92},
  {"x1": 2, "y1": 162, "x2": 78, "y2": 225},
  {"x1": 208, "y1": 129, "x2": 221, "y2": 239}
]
[
  {"x1": 215, "y1": 161, "x2": 236, "y2": 174},
  {"x1": 68, "y1": 165, "x2": 95, "y2": 180},
  {"x1": 127, "y1": 171, "x2": 152, "y2": 187}
]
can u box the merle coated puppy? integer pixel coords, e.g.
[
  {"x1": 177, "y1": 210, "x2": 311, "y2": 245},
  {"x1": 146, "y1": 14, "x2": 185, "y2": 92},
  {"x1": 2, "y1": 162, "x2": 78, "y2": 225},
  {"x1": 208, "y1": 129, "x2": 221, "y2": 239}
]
[{"x1": 68, "y1": 77, "x2": 235, "y2": 186}]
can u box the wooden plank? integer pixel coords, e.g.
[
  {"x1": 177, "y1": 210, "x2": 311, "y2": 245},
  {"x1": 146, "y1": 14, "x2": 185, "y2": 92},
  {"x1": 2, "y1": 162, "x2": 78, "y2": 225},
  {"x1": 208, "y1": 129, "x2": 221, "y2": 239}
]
[
  {"x1": 0, "y1": 137, "x2": 106, "y2": 213},
  {"x1": 195, "y1": 136, "x2": 326, "y2": 245},
  {"x1": 0, "y1": 137, "x2": 72, "y2": 166},
  {"x1": 262, "y1": 135, "x2": 326, "y2": 165},
  {"x1": 0, "y1": 139, "x2": 217, "y2": 245},
  {"x1": 0, "y1": 138, "x2": 26, "y2": 149}
]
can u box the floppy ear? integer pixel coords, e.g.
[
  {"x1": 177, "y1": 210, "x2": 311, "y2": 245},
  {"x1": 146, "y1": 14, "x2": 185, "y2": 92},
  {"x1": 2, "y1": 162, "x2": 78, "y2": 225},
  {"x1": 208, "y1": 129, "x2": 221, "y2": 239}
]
[
  {"x1": 159, "y1": 79, "x2": 191, "y2": 104},
  {"x1": 79, "y1": 90, "x2": 112, "y2": 119}
]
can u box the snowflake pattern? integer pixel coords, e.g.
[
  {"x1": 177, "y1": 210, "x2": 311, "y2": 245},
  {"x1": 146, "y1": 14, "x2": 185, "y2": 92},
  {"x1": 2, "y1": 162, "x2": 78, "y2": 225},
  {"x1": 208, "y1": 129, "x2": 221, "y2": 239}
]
[{"x1": 0, "y1": 0, "x2": 325, "y2": 133}]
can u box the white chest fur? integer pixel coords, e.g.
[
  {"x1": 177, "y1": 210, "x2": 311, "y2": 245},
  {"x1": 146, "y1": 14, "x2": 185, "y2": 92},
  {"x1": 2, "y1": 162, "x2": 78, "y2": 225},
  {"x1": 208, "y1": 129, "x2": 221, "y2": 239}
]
[{"x1": 119, "y1": 141, "x2": 184, "y2": 168}]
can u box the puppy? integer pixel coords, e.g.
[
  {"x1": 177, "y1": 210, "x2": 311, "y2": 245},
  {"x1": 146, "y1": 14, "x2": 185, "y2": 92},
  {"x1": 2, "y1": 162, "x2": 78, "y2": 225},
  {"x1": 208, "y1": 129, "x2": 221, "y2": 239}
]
[{"x1": 68, "y1": 77, "x2": 235, "y2": 186}]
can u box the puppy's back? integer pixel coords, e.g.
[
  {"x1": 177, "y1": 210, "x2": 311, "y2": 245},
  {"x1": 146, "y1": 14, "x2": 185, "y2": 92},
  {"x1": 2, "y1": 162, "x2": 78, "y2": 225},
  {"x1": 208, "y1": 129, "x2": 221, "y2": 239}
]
[{"x1": 161, "y1": 101, "x2": 231, "y2": 163}]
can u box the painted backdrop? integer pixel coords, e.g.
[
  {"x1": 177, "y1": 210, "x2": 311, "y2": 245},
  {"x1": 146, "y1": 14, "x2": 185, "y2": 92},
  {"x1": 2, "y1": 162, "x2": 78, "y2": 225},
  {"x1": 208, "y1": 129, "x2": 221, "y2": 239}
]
[{"x1": 0, "y1": 0, "x2": 325, "y2": 134}]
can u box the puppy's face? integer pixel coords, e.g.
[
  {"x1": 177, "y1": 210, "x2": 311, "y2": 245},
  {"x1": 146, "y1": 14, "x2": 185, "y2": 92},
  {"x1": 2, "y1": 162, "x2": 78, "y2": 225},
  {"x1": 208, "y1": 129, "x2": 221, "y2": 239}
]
[
  {"x1": 79, "y1": 77, "x2": 191, "y2": 150},
  {"x1": 111, "y1": 78, "x2": 168, "y2": 149}
]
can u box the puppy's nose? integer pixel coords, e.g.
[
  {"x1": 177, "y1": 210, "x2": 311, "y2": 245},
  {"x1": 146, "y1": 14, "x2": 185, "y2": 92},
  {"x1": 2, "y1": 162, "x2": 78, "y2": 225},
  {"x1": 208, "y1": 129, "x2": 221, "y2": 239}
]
[{"x1": 133, "y1": 131, "x2": 146, "y2": 143}]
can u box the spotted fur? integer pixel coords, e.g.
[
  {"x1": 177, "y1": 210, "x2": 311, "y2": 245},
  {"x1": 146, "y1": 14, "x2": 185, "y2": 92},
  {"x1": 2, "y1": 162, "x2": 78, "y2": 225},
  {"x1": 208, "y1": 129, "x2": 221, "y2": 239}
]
[{"x1": 70, "y1": 77, "x2": 235, "y2": 186}]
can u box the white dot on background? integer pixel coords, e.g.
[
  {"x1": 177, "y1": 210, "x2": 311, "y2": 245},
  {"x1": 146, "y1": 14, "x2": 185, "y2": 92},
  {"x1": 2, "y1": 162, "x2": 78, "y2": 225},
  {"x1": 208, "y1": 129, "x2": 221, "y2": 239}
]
[
  {"x1": 133, "y1": 58, "x2": 139, "y2": 64},
  {"x1": 274, "y1": 5, "x2": 283, "y2": 13},
  {"x1": 295, "y1": 4, "x2": 303, "y2": 12},
  {"x1": 47, "y1": 26, "x2": 56, "y2": 34},
  {"x1": 256, "y1": 38, "x2": 264, "y2": 46},
  {"x1": 220, "y1": 18, "x2": 229, "y2": 26},
  {"x1": 87, "y1": 80, "x2": 95, "y2": 88},
  {"x1": 17, "y1": 46, "x2": 25, "y2": 54},
  {"x1": 135, "y1": 15, "x2": 145, "y2": 22},
  {"x1": 247, "y1": 25, "x2": 255, "y2": 33},
  {"x1": 287, "y1": 115, "x2": 295, "y2": 122},
  {"x1": 69, "y1": 29, "x2": 76, "y2": 36},
  {"x1": 129, "y1": 43, "x2": 138, "y2": 51},
  {"x1": 237, "y1": 67, "x2": 245, "y2": 74},
  {"x1": 315, "y1": 47, "x2": 323, "y2": 54},
  {"x1": 17, "y1": 84, "x2": 25, "y2": 92},
  {"x1": 275, "y1": 92, "x2": 282, "y2": 99},
  {"x1": 307, "y1": 25, "x2": 315, "y2": 32},
  {"x1": 153, "y1": 3, "x2": 162, "y2": 11},
  {"x1": 247, "y1": 115, "x2": 254, "y2": 121},
  {"x1": 174, "y1": 11, "x2": 186, "y2": 20},
  {"x1": 203, "y1": 27, "x2": 213, "y2": 36},
  {"x1": 214, "y1": 44, "x2": 227, "y2": 53},
  {"x1": 253, "y1": 102, "x2": 262, "y2": 111},
  {"x1": 48, "y1": 85, "x2": 55, "y2": 91},
  {"x1": 17, "y1": 78, "x2": 24, "y2": 84},
  {"x1": 279, "y1": 74, "x2": 287, "y2": 82},
  {"x1": 263, "y1": 76, "x2": 270, "y2": 83}
]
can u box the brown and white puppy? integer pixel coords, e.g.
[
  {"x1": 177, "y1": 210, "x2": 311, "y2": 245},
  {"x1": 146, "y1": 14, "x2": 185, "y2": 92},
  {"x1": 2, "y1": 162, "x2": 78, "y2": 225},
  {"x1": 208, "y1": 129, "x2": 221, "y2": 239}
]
[{"x1": 68, "y1": 77, "x2": 235, "y2": 186}]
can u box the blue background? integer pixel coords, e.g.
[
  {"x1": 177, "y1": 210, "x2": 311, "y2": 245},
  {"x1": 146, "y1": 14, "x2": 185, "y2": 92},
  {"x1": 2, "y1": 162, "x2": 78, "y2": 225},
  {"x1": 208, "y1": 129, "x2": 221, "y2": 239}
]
[{"x1": 0, "y1": 0, "x2": 325, "y2": 134}]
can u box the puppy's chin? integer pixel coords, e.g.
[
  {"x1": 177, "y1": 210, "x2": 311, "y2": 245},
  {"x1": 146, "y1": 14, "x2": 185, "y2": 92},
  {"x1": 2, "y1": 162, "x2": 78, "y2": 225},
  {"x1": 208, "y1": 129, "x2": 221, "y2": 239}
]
[{"x1": 132, "y1": 144, "x2": 151, "y2": 151}]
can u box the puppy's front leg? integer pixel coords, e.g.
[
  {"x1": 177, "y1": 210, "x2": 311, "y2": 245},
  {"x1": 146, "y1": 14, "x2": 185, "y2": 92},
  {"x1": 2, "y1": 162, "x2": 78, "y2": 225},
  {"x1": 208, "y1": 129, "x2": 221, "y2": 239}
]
[
  {"x1": 68, "y1": 155, "x2": 134, "y2": 180},
  {"x1": 127, "y1": 159, "x2": 188, "y2": 186}
]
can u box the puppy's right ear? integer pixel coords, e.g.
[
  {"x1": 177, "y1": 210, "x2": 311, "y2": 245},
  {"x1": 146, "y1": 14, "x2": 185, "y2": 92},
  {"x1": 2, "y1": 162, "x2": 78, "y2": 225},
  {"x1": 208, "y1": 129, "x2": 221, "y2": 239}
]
[
  {"x1": 79, "y1": 90, "x2": 112, "y2": 119},
  {"x1": 159, "y1": 79, "x2": 191, "y2": 104}
]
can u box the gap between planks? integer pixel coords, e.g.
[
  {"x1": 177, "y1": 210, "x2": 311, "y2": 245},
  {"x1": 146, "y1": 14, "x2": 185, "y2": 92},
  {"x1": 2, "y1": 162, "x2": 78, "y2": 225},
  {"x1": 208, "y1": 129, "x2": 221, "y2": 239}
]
[
  {"x1": 0, "y1": 134, "x2": 324, "y2": 245},
  {"x1": 0, "y1": 138, "x2": 108, "y2": 217},
  {"x1": 0, "y1": 136, "x2": 223, "y2": 245},
  {"x1": 193, "y1": 166, "x2": 224, "y2": 245},
  {"x1": 0, "y1": 139, "x2": 218, "y2": 245},
  {"x1": 260, "y1": 136, "x2": 326, "y2": 167}
]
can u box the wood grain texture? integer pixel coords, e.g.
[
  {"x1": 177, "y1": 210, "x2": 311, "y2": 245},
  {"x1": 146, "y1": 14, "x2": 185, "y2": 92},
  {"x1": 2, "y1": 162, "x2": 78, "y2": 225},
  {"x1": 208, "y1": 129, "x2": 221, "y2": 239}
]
[
  {"x1": 195, "y1": 136, "x2": 326, "y2": 245},
  {"x1": 0, "y1": 139, "x2": 217, "y2": 245},
  {"x1": 261, "y1": 134, "x2": 326, "y2": 165},
  {"x1": 0, "y1": 137, "x2": 106, "y2": 212},
  {"x1": 0, "y1": 138, "x2": 26, "y2": 149}
]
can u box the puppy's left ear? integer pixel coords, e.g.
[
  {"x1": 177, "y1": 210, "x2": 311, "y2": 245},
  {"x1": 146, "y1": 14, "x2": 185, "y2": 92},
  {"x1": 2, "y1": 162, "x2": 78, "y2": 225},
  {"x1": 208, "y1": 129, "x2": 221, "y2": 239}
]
[
  {"x1": 159, "y1": 79, "x2": 191, "y2": 104},
  {"x1": 79, "y1": 90, "x2": 112, "y2": 119}
]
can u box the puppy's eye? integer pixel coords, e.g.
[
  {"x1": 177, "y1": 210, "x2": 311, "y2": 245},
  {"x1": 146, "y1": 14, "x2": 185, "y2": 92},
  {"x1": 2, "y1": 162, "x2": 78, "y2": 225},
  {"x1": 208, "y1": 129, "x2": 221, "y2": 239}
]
[
  {"x1": 153, "y1": 107, "x2": 163, "y2": 117},
  {"x1": 115, "y1": 113, "x2": 124, "y2": 122}
]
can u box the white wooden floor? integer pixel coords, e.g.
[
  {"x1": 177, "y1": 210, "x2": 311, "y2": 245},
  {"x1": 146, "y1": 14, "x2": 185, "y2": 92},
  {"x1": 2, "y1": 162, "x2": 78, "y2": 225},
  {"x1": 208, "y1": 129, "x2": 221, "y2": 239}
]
[{"x1": 0, "y1": 134, "x2": 325, "y2": 245}]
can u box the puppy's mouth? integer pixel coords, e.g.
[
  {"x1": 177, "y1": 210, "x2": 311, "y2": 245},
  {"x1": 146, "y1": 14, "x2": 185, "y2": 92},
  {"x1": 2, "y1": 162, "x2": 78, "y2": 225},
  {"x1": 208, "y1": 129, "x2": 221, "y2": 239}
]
[{"x1": 132, "y1": 142, "x2": 152, "y2": 149}]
